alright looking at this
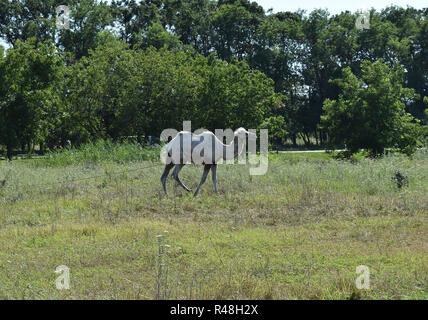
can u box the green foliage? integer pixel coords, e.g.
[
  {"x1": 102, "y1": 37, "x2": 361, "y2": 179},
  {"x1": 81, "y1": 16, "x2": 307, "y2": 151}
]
[
  {"x1": 194, "y1": 54, "x2": 283, "y2": 131},
  {"x1": 322, "y1": 60, "x2": 424, "y2": 156},
  {"x1": 0, "y1": 39, "x2": 64, "y2": 159},
  {"x1": 260, "y1": 115, "x2": 288, "y2": 145},
  {"x1": 423, "y1": 97, "x2": 428, "y2": 123},
  {"x1": 64, "y1": 37, "x2": 138, "y2": 143},
  {"x1": 63, "y1": 37, "x2": 280, "y2": 143},
  {"x1": 58, "y1": 0, "x2": 113, "y2": 60},
  {"x1": 136, "y1": 22, "x2": 183, "y2": 50},
  {"x1": 0, "y1": 0, "x2": 61, "y2": 44},
  {"x1": 0, "y1": 2, "x2": 427, "y2": 155}
]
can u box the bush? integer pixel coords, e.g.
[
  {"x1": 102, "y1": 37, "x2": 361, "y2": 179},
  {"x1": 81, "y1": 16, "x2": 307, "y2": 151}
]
[{"x1": 322, "y1": 60, "x2": 425, "y2": 157}]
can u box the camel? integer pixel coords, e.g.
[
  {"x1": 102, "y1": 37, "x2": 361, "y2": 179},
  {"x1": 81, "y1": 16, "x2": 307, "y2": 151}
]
[{"x1": 161, "y1": 128, "x2": 256, "y2": 196}]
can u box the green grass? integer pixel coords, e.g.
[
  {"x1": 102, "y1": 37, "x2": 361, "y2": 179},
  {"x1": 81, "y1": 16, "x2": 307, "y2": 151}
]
[
  {"x1": 33, "y1": 140, "x2": 160, "y2": 167},
  {"x1": 0, "y1": 148, "x2": 427, "y2": 299},
  {"x1": 269, "y1": 151, "x2": 333, "y2": 163}
]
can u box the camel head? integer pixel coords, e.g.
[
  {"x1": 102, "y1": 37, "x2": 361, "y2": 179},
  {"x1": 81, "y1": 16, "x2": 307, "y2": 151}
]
[{"x1": 234, "y1": 127, "x2": 257, "y2": 141}]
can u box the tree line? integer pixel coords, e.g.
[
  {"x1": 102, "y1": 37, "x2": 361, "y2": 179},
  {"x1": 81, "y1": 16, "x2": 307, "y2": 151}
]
[{"x1": 0, "y1": 0, "x2": 427, "y2": 159}]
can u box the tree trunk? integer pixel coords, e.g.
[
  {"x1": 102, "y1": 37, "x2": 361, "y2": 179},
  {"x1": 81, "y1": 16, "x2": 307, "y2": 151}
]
[
  {"x1": 301, "y1": 133, "x2": 310, "y2": 146},
  {"x1": 291, "y1": 134, "x2": 297, "y2": 147},
  {"x1": 6, "y1": 145, "x2": 12, "y2": 161}
]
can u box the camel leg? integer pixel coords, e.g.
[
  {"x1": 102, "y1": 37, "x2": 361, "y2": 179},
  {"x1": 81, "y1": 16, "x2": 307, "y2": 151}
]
[
  {"x1": 160, "y1": 163, "x2": 174, "y2": 194},
  {"x1": 194, "y1": 164, "x2": 212, "y2": 197},
  {"x1": 211, "y1": 164, "x2": 218, "y2": 194},
  {"x1": 172, "y1": 164, "x2": 191, "y2": 192}
]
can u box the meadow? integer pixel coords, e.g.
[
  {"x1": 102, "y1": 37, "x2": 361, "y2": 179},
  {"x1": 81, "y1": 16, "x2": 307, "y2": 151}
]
[{"x1": 0, "y1": 143, "x2": 427, "y2": 299}]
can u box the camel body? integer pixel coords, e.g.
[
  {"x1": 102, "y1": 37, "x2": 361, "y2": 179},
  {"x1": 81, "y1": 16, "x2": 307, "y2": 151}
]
[
  {"x1": 165, "y1": 130, "x2": 244, "y2": 165},
  {"x1": 161, "y1": 128, "x2": 254, "y2": 196}
]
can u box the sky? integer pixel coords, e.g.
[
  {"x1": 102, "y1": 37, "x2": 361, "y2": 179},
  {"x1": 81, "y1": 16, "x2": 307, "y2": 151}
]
[{"x1": 1, "y1": 0, "x2": 426, "y2": 51}]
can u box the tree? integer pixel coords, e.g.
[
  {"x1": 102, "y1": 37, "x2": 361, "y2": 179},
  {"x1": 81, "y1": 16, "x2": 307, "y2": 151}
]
[
  {"x1": 0, "y1": 0, "x2": 63, "y2": 45},
  {"x1": 260, "y1": 115, "x2": 287, "y2": 146},
  {"x1": 136, "y1": 22, "x2": 183, "y2": 50},
  {"x1": 194, "y1": 54, "x2": 283, "y2": 131},
  {"x1": 170, "y1": 0, "x2": 214, "y2": 54},
  {"x1": 57, "y1": 0, "x2": 113, "y2": 60},
  {"x1": 64, "y1": 35, "x2": 139, "y2": 143},
  {"x1": 61, "y1": 35, "x2": 281, "y2": 143},
  {"x1": 211, "y1": 0, "x2": 264, "y2": 61},
  {"x1": 298, "y1": 9, "x2": 343, "y2": 145},
  {"x1": 110, "y1": 0, "x2": 161, "y2": 46},
  {"x1": 1, "y1": 3, "x2": 426, "y2": 153},
  {"x1": 0, "y1": 39, "x2": 64, "y2": 159},
  {"x1": 321, "y1": 60, "x2": 424, "y2": 156}
]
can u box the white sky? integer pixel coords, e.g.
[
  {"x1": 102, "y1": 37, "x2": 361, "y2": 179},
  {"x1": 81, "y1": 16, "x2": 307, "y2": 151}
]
[{"x1": 1, "y1": 0, "x2": 426, "y2": 50}]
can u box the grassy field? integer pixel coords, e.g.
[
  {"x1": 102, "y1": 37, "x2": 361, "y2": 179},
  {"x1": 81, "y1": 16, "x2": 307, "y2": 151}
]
[{"x1": 0, "y1": 145, "x2": 427, "y2": 299}]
